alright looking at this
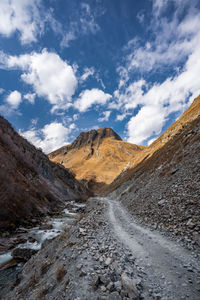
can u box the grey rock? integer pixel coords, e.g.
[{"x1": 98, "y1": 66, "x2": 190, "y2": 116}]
[
  {"x1": 92, "y1": 275, "x2": 101, "y2": 291},
  {"x1": 12, "y1": 248, "x2": 38, "y2": 262},
  {"x1": 105, "y1": 257, "x2": 112, "y2": 266},
  {"x1": 121, "y1": 273, "x2": 139, "y2": 299}
]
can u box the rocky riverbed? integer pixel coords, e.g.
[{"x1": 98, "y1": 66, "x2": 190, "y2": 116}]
[
  {"x1": 0, "y1": 201, "x2": 85, "y2": 298},
  {"x1": 2, "y1": 197, "x2": 200, "y2": 300}
]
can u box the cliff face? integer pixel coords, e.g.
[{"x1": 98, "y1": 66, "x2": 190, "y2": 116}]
[
  {"x1": 49, "y1": 128, "x2": 145, "y2": 194},
  {"x1": 0, "y1": 116, "x2": 90, "y2": 232}
]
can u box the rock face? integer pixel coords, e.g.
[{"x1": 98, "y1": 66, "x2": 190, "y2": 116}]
[
  {"x1": 49, "y1": 127, "x2": 145, "y2": 194},
  {"x1": 109, "y1": 95, "x2": 200, "y2": 244},
  {"x1": 0, "y1": 116, "x2": 90, "y2": 232}
]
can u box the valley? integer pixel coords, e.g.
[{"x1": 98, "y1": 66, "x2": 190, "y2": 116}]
[
  {"x1": 2, "y1": 197, "x2": 200, "y2": 300},
  {"x1": 0, "y1": 95, "x2": 200, "y2": 299}
]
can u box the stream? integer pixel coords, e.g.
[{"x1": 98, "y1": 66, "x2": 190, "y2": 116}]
[{"x1": 0, "y1": 201, "x2": 85, "y2": 296}]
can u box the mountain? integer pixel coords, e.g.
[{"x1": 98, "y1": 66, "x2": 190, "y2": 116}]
[
  {"x1": 108, "y1": 95, "x2": 200, "y2": 243},
  {"x1": 49, "y1": 127, "x2": 145, "y2": 193},
  {"x1": 0, "y1": 116, "x2": 90, "y2": 232},
  {"x1": 108, "y1": 94, "x2": 200, "y2": 192}
]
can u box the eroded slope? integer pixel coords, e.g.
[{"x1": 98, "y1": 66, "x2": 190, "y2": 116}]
[
  {"x1": 0, "y1": 116, "x2": 90, "y2": 232},
  {"x1": 109, "y1": 103, "x2": 200, "y2": 245}
]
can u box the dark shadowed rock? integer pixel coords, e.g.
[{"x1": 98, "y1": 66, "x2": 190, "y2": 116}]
[{"x1": 12, "y1": 248, "x2": 38, "y2": 262}]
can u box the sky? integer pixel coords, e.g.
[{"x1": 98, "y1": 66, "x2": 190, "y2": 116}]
[{"x1": 0, "y1": 0, "x2": 200, "y2": 153}]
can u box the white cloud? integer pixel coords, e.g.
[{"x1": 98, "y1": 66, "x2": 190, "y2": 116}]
[
  {"x1": 98, "y1": 111, "x2": 111, "y2": 122},
  {"x1": 126, "y1": 1, "x2": 200, "y2": 73},
  {"x1": 147, "y1": 137, "x2": 156, "y2": 146},
  {"x1": 0, "y1": 88, "x2": 4, "y2": 94},
  {"x1": 24, "y1": 93, "x2": 36, "y2": 104},
  {"x1": 4, "y1": 49, "x2": 78, "y2": 110},
  {"x1": 60, "y1": 30, "x2": 76, "y2": 48},
  {"x1": 127, "y1": 106, "x2": 166, "y2": 144},
  {"x1": 116, "y1": 113, "x2": 128, "y2": 121},
  {"x1": 6, "y1": 90, "x2": 22, "y2": 108},
  {"x1": 60, "y1": 3, "x2": 100, "y2": 48},
  {"x1": 73, "y1": 114, "x2": 79, "y2": 121},
  {"x1": 80, "y1": 67, "x2": 95, "y2": 82},
  {"x1": 125, "y1": 45, "x2": 200, "y2": 144},
  {"x1": 80, "y1": 3, "x2": 100, "y2": 34},
  {"x1": 114, "y1": 0, "x2": 200, "y2": 145},
  {"x1": 20, "y1": 121, "x2": 75, "y2": 154},
  {"x1": 74, "y1": 88, "x2": 112, "y2": 112},
  {"x1": 0, "y1": 0, "x2": 45, "y2": 44}
]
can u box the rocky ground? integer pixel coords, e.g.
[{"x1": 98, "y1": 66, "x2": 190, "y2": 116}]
[
  {"x1": 109, "y1": 116, "x2": 200, "y2": 247},
  {"x1": 2, "y1": 197, "x2": 200, "y2": 300}
]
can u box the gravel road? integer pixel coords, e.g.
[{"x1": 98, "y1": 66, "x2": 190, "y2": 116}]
[
  {"x1": 103, "y1": 197, "x2": 200, "y2": 299},
  {"x1": 3, "y1": 197, "x2": 200, "y2": 300}
]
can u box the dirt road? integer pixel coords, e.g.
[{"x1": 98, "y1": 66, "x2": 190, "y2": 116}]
[{"x1": 103, "y1": 197, "x2": 200, "y2": 299}]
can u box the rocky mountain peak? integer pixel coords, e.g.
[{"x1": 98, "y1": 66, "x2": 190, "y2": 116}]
[{"x1": 70, "y1": 127, "x2": 122, "y2": 149}]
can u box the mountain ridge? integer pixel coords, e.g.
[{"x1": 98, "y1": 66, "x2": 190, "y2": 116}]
[
  {"x1": 0, "y1": 116, "x2": 90, "y2": 232},
  {"x1": 49, "y1": 127, "x2": 145, "y2": 193}
]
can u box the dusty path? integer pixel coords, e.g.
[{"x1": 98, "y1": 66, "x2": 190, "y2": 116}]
[
  {"x1": 102, "y1": 197, "x2": 200, "y2": 299},
  {"x1": 3, "y1": 197, "x2": 200, "y2": 299}
]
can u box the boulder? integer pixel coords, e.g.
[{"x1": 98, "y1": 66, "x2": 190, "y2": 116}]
[{"x1": 12, "y1": 248, "x2": 38, "y2": 262}]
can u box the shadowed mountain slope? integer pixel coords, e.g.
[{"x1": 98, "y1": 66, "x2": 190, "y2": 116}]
[
  {"x1": 108, "y1": 95, "x2": 200, "y2": 244},
  {"x1": 0, "y1": 116, "x2": 90, "y2": 232},
  {"x1": 108, "y1": 94, "x2": 200, "y2": 192}
]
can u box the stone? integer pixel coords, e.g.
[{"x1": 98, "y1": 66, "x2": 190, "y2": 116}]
[
  {"x1": 100, "y1": 275, "x2": 110, "y2": 286},
  {"x1": 79, "y1": 270, "x2": 87, "y2": 277},
  {"x1": 105, "y1": 257, "x2": 112, "y2": 266},
  {"x1": 109, "y1": 292, "x2": 121, "y2": 300},
  {"x1": 12, "y1": 248, "x2": 38, "y2": 262},
  {"x1": 92, "y1": 275, "x2": 100, "y2": 291},
  {"x1": 114, "y1": 281, "x2": 122, "y2": 292},
  {"x1": 170, "y1": 167, "x2": 179, "y2": 175},
  {"x1": 40, "y1": 223, "x2": 53, "y2": 230},
  {"x1": 79, "y1": 228, "x2": 87, "y2": 235},
  {"x1": 158, "y1": 199, "x2": 166, "y2": 206},
  {"x1": 107, "y1": 282, "x2": 114, "y2": 292},
  {"x1": 121, "y1": 273, "x2": 139, "y2": 298},
  {"x1": 100, "y1": 285, "x2": 107, "y2": 292}
]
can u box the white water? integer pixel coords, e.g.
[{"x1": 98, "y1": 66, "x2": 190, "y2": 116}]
[
  {"x1": 0, "y1": 202, "x2": 84, "y2": 268},
  {"x1": 0, "y1": 252, "x2": 12, "y2": 265}
]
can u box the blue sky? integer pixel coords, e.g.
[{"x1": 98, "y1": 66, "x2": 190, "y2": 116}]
[{"x1": 0, "y1": 0, "x2": 200, "y2": 153}]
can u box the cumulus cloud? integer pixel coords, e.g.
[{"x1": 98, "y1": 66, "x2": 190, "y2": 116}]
[
  {"x1": 127, "y1": 106, "x2": 166, "y2": 144},
  {"x1": 0, "y1": 90, "x2": 22, "y2": 115},
  {"x1": 98, "y1": 111, "x2": 111, "y2": 122},
  {"x1": 24, "y1": 93, "x2": 36, "y2": 104},
  {"x1": 6, "y1": 90, "x2": 22, "y2": 108},
  {"x1": 20, "y1": 121, "x2": 75, "y2": 154},
  {"x1": 0, "y1": 0, "x2": 49, "y2": 44},
  {"x1": 114, "y1": 0, "x2": 200, "y2": 145},
  {"x1": 74, "y1": 88, "x2": 112, "y2": 112},
  {"x1": 122, "y1": 46, "x2": 200, "y2": 144},
  {"x1": 2, "y1": 49, "x2": 78, "y2": 110}
]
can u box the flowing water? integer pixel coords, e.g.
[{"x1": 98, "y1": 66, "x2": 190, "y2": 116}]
[{"x1": 0, "y1": 201, "x2": 85, "y2": 268}]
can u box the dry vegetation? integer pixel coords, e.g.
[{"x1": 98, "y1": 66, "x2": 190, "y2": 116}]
[
  {"x1": 55, "y1": 265, "x2": 67, "y2": 281},
  {"x1": 49, "y1": 128, "x2": 145, "y2": 194}
]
